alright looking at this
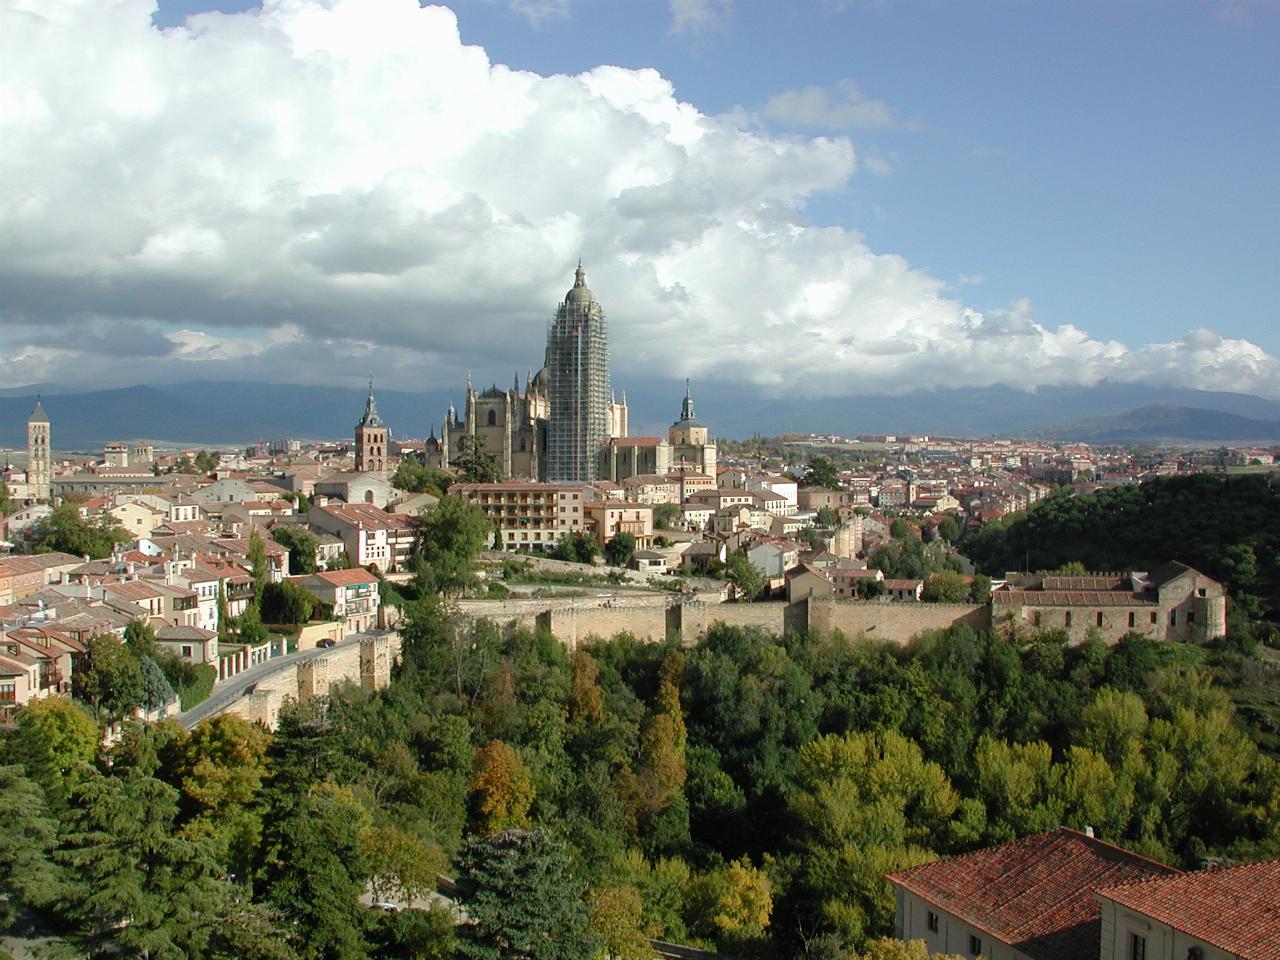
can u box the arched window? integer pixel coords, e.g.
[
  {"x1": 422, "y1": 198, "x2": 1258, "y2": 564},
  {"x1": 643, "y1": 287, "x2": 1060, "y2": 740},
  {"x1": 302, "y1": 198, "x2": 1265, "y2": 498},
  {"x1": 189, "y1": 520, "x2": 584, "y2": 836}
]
[
  {"x1": 365, "y1": 490, "x2": 375, "y2": 503},
  {"x1": 487, "y1": 410, "x2": 497, "y2": 426},
  {"x1": 519, "y1": 437, "x2": 526, "y2": 452}
]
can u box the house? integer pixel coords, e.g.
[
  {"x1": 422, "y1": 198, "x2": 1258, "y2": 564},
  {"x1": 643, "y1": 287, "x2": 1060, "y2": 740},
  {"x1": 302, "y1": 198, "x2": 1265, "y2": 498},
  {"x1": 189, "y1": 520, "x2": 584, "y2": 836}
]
[
  {"x1": 630, "y1": 549, "x2": 670, "y2": 574},
  {"x1": 299, "y1": 569, "x2": 380, "y2": 634},
  {"x1": 992, "y1": 562, "x2": 1227, "y2": 645},
  {"x1": 313, "y1": 471, "x2": 394, "y2": 508},
  {"x1": 1095, "y1": 858, "x2": 1280, "y2": 960},
  {"x1": 308, "y1": 502, "x2": 415, "y2": 572},
  {"x1": 154, "y1": 623, "x2": 218, "y2": 664},
  {"x1": 452, "y1": 482, "x2": 585, "y2": 552},
  {"x1": 745, "y1": 539, "x2": 802, "y2": 580},
  {"x1": 584, "y1": 501, "x2": 654, "y2": 551},
  {"x1": 883, "y1": 578, "x2": 924, "y2": 602},
  {"x1": 887, "y1": 829, "x2": 1178, "y2": 960},
  {"x1": 786, "y1": 563, "x2": 835, "y2": 603}
]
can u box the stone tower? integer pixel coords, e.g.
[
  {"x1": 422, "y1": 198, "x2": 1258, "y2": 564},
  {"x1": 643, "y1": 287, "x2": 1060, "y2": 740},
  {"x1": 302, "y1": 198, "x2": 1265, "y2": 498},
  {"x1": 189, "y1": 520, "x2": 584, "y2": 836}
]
[
  {"x1": 354, "y1": 381, "x2": 389, "y2": 475},
  {"x1": 545, "y1": 262, "x2": 611, "y2": 483},
  {"x1": 26, "y1": 399, "x2": 51, "y2": 501}
]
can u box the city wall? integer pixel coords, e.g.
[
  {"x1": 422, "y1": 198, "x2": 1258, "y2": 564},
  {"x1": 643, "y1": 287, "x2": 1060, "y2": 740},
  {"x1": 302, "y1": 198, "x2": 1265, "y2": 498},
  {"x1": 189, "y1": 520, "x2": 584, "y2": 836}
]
[
  {"x1": 223, "y1": 632, "x2": 401, "y2": 729},
  {"x1": 458, "y1": 595, "x2": 989, "y2": 649}
]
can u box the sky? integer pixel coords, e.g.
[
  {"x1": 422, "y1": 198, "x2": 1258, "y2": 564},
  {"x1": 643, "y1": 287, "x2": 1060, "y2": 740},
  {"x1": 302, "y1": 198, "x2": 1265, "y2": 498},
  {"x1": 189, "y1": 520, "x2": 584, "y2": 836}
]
[{"x1": 2, "y1": 0, "x2": 1278, "y2": 402}]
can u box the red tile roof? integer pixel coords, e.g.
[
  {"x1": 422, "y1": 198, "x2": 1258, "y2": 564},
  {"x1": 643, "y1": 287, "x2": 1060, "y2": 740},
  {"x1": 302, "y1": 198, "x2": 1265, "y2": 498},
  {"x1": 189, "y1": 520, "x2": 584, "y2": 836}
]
[
  {"x1": 887, "y1": 829, "x2": 1178, "y2": 960},
  {"x1": 313, "y1": 569, "x2": 379, "y2": 587},
  {"x1": 1095, "y1": 859, "x2": 1280, "y2": 960}
]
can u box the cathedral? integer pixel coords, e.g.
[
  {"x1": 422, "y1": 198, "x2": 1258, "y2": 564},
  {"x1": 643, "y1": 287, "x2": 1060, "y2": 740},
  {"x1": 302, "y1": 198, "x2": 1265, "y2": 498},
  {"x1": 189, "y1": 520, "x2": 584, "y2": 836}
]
[{"x1": 435, "y1": 263, "x2": 628, "y2": 482}]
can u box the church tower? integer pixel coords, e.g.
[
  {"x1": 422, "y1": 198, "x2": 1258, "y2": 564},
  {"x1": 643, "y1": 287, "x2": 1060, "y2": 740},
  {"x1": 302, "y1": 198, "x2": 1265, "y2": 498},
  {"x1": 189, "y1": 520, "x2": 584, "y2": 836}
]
[
  {"x1": 546, "y1": 262, "x2": 611, "y2": 483},
  {"x1": 26, "y1": 399, "x2": 51, "y2": 501},
  {"x1": 354, "y1": 381, "x2": 389, "y2": 475},
  {"x1": 668, "y1": 380, "x2": 717, "y2": 478}
]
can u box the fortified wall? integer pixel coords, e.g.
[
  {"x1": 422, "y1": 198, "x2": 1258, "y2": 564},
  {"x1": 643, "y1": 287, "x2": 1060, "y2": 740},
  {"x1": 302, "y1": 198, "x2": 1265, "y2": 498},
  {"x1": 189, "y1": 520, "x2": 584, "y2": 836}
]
[
  {"x1": 455, "y1": 595, "x2": 991, "y2": 649},
  {"x1": 225, "y1": 632, "x2": 401, "y2": 729}
]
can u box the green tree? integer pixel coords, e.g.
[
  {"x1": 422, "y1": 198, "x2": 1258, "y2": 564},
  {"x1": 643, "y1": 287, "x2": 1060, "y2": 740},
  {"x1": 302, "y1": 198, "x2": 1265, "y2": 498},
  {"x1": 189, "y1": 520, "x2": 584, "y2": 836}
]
[
  {"x1": 271, "y1": 525, "x2": 318, "y2": 575},
  {"x1": 74, "y1": 633, "x2": 145, "y2": 720},
  {"x1": 936, "y1": 515, "x2": 961, "y2": 543},
  {"x1": 0, "y1": 764, "x2": 63, "y2": 923},
  {"x1": 816, "y1": 506, "x2": 839, "y2": 528},
  {"x1": 29, "y1": 501, "x2": 129, "y2": 558},
  {"x1": 261, "y1": 579, "x2": 316, "y2": 625},
  {"x1": 139, "y1": 656, "x2": 176, "y2": 710},
  {"x1": 605, "y1": 532, "x2": 637, "y2": 567},
  {"x1": 801, "y1": 456, "x2": 842, "y2": 491},
  {"x1": 215, "y1": 579, "x2": 232, "y2": 643},
  {"x1": 555, "y1": 531, "x2": 600, "y2": 564},
  {"x1": 393, "y1": 456, "x2": 452, "y2": 497},
  {"x1": 969, "y1": 573, "x2": 992, "y2": 604},
  {"x1": 414, "y1": 493, "x2": 493, "y2": 597},
  {"x1": 248, "y1": 528, "x2": 269, "y2": 603},
  {"x1": 889, "y1": 518, "x2": 914, "y2": 541},
  {"x1": 454, "y1": 828, "x2": 596, "y2": 960},
  {"x1": 237, "y1": 601, "x2": 270, "y2": 645},
  {"x1": 0, "y1": 480, "x2": 16, "y2": 517},
  {"x1": 654, "y1": 502, "x2": 682, "y2": 530},
  {"x1": 452, "y1": 435, "x2": 502, "y2": 484},
  {"x1": 588, "y1": 885, "x2": 651, "y2": 960},
  {"x1": 728, "y1": 551, "x2": 765, "y2": 602},
  {"x1": 4, "y1": 695, "x2": 98, "y2": 809},
  {"x1": 921, "y1": 571, "x2": 968, "y2": 603},
  {"x1": 363, "y1": 823, "x2": 446, "y2": 905},
  {"x1": 125, "y1": 618, "x2": 159, "y2": 659}
]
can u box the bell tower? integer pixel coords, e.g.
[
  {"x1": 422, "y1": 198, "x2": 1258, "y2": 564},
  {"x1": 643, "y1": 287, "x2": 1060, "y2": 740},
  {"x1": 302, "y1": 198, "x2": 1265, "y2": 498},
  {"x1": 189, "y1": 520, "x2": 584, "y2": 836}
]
[
  {"x1": 27, "y1": 398, "x2": 51, "y2": 501},
  {"x1": 354, "y1": 380, "x2": 389, "y2": 475}
]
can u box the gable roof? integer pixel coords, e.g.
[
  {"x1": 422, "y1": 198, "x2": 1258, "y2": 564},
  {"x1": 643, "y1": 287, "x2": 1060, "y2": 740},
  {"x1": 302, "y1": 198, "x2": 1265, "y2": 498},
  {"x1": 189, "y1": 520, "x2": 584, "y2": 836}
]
[
  {"x1": 887, "y1": 829, "x2": 1178, "y2": 960},
  {"x1": 1095, "y1": 859, "x2": 1280, "y2": 960}
]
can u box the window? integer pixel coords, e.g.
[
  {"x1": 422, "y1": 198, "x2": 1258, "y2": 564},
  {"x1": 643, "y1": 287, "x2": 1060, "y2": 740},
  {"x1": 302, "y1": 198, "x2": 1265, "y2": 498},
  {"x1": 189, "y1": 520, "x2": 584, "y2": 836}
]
[
  {"x1": 927, "y1": 911, "x2": 939, "y2": 933},
  {"x1": 1065, "y1": 611, "x2": 1073, "y2": 627},
  {"x1": 1131, "y1": 933, "x2": 1146, "y2": 960},
  {"x1": 1169, "y1": 609, "x2": 1177, "y2": 626},
  {"x1": 181, "y1": 645, "x2": 193, "y2": 658},
  {"x1": 1096, "y1": 611, "x2": 1104, "y2": 627},
  {"x1": 1150, "y1": 611, "x2": 1158, "y2": 624},
  {"x1": 969, "y1": 935, "x2": 982, "y2": 956},
  {"x1": 1129, "y1": 611, "x2": 1136, "y2": 628},
  {"x1": 487, "y1": 410, "x2": 497, "y2": 426},
  {"x1": 1188, "y1": 610, "x2": 1195, "y2": 623}
]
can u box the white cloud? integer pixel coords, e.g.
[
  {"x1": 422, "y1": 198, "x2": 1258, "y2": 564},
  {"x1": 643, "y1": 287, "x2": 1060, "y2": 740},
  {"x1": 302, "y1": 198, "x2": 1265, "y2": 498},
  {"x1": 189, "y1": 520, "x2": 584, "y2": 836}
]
[
  {"x1": 668, "y1": 0, "x2": 731, "y2": 36},
  {"x1": 505, "y1": 0, "x2": 573, "y2": 28},
  {"x1": 1, "y1": 0, "x2": 1277, "y2": 402},
  {"x1": 763, "y1": 79, "x2": 915, "y2": 131}
]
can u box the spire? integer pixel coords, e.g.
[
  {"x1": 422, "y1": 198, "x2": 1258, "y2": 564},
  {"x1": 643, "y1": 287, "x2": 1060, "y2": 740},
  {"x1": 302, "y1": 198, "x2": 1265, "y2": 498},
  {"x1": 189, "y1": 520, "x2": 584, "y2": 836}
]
[
  {"x1": 466, "y1": 371, "x2": 473, "y2": 395},
  {"x1": 680, "y1": 379, "x2": 696, "y2": 422},
  {"x1": 575, "y1": 258, "x2": 585, "y2": 286},
  {"x1": 29, "y1": 396, "x2": 49, "y2": 424},
  {"x1": 357, "y1": 379, "x2": 384, "y2": 428}
]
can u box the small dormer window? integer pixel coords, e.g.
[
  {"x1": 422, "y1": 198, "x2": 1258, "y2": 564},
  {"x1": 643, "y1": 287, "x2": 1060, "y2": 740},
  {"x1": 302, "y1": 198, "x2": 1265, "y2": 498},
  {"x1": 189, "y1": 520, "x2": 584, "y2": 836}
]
[{"x1": 969, "y1": 935, "x2": 982, "y2": 956}]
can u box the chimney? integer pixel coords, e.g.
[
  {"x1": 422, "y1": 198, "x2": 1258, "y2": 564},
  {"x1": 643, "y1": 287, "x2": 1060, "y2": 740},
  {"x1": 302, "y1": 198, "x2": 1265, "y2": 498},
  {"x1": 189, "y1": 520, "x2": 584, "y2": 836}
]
[{"x1": 1084, "y1": 825, "x2": 1095, "y2": 838}]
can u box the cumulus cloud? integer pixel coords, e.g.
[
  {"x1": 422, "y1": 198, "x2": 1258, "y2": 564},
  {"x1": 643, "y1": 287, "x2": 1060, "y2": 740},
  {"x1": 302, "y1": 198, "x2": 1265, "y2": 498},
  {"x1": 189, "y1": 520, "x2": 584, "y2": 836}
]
[
  {"x1": 1, "y1": 0, "x2": 1277, "y2": 401},
  {"x1": 763, "y1": 79, "x2": 914, "y2": 131}
]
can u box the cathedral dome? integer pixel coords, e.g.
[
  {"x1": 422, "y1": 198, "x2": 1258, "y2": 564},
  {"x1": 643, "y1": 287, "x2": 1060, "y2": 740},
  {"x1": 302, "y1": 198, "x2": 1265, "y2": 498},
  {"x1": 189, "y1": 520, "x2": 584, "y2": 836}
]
[
  {"x1": 564, "y1": 261, "x2": 596, "y2": 305},
  {"x1": 531, "y1": 366, "x2": 550, "y2": 389}
]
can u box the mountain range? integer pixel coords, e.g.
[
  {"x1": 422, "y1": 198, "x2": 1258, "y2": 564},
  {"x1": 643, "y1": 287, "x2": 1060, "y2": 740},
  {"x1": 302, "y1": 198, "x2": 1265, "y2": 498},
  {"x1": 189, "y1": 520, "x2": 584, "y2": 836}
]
[{"x1": 2, "y1": 380, "x2": 1279, "y2": 450}]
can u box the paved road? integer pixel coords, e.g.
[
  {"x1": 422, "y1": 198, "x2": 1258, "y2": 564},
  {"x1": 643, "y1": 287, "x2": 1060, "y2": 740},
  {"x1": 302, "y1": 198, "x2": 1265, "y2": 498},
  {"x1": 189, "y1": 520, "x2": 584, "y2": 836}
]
[{"x1": 177, "y1": 632, "x2": 376, "y2": 728}]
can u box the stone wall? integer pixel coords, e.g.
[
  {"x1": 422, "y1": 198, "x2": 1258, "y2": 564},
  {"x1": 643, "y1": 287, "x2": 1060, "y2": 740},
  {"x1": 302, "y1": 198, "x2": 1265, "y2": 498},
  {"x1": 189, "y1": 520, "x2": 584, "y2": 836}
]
[{"x1": 458, "y1": 595, "x2": 992, "y2": 648}]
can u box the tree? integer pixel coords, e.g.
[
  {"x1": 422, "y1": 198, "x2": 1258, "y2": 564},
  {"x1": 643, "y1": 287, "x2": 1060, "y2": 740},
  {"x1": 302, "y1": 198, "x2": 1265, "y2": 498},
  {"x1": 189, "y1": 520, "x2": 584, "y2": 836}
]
[
  {"x1": 921, "y1": 571, "x2": 968, "y2": 603},
  {"x1": 555, "y1": 531, "x2": 600, "y2": 565},
  {"x1": 216, "y1": 579, "x2": 232, "y2": 643},
  {"x1": 125, "y1": 618, "x2": 159, "y2": 659},
  {"x1": 0, "y1": 764, "x2": 63, "y2": 924},
  {"x1": 605, "y1": 532, "x2": 637, "y2": 567},
  {"x1": 0, "y1": 480, "x2": 16, "y2": 517},
  {"x1": 654, "y1": 502, "x2": 682, "y2": 530},
  {"x1": 854, "y1": 940, "x2": 966, "y2": 960},
  {"x1": 4, "y1": 696, "x2": 99, "y2": 809},
  {"x1": 452, "y1": 435, "x2": 501, "y2": 484},
  {"x1": 139, "y1": 656, "x2": 176, "y2": 710},
  {"x1": 74, "y1": 633, "x2": 145, "y2": 720},
  {"x1": 248, "y1": 528, "x2": 269, "y2": 603},
  {"x1": 271, "y1": 525, "x2": 318, "y2": 575},
  {"x1": 261, "y1": 579, "x2": 316, "y2": 625},
  {"x1": 728, "y1": 551, "x2": 765, "y2": 602},
  {"x1": 454, "y1": 828, "x2": 596, "y2": 960},
  {"x1": 28, "y1": 501, "x2": 128, "y2": 558},
  {"x1": 889, "y1": 518, "x2": 914, "y2": 541},
  {"x1": 392, "y1": 456, "x2": 451, "y2": 497},
  {"x1": 687, "y1": 857, "x2": 773, "y2": 942},
  {"x1": 816, "y1": 506, "x2": 839, "y2": 528},
  {"x1": 363, "y1": 823, "x2": 445, "y2": 905},
  {"x1": 414, "y1": 493, "x2": 492, "y2": 597},
  {"x1": 470, "y1": 739, "x2": 534, "y2": 835},
  {"x1": 801, "y1": 456, "x2": 842, "y2": 491},
  {"x1": 237, "y1": 601, "x2": 270, "y2": 645},
  {"x1": 936, "y1": 515, "x2": 961, "y2": 543},
  {"x1": 969, "y1": 573, "x2": 992, "y2": 604},
  {"x1": 587, "y1": 885, "x2": 650, "y2": 960}
]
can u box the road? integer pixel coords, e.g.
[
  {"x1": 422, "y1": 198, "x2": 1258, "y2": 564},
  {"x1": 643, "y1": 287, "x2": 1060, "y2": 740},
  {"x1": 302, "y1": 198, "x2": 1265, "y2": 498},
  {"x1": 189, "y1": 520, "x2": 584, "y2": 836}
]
[{"x1": 176, "y1": 632, "x2": 375, "y2": 728}]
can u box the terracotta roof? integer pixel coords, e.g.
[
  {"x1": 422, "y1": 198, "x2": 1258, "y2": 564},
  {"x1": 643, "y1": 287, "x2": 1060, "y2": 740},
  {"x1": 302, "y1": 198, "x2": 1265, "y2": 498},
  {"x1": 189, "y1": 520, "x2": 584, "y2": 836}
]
[
  {"x1": 313, "y1": 569, "x2": 379, "y2": 587},
  {"x1": 993, "y1": 590, "x2": 1155, "y2": 607},
  {"x1": 1041, "y1": 575, "x2": 1129, "y2": 592},
  {"x1": 1095, "y1": 859, "x2": 1280, "y2": 960},
  {"x1": 887, "y1": 829, "x2": 1177, "y2": 960}
]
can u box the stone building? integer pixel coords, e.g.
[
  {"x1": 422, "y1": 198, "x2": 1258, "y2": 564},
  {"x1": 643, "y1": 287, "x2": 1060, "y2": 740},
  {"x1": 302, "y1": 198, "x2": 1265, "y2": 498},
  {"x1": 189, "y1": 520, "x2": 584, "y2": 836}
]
[
  {"x1": 992, "y1": 561, "x2": 1227, "y2": 644},
  {"x1": 26, "y1": 399, "x2": 51, "y2": 502},
  {"x1": 354, "y1": 381, "x2": 389, "y2": 476},
  {"x1": 437, "y1": 263, "x2": 628, "y2": 482}
]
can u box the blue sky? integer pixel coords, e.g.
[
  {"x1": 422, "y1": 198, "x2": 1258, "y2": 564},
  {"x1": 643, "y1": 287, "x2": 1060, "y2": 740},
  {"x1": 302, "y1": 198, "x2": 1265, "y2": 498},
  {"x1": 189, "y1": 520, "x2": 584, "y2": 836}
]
[
  {"x1": 149, "y1": 0, "x2": 1279, "y2": 354},
  {"x1": 2, "y1": 0, "x2": 1277, "y2": 398}
]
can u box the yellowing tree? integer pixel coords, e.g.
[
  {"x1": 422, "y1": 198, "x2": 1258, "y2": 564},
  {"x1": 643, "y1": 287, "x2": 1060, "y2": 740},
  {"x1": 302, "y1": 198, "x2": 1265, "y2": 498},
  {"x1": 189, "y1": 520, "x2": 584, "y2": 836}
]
[{"x1": 469, "y1": 739, "x2": 534, "y2": 835}]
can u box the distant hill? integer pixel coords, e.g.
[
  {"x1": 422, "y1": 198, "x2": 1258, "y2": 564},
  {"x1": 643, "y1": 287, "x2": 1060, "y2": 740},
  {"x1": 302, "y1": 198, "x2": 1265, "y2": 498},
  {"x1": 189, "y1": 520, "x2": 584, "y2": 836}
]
[
  {"x1": 1023, "y1": 405, "x2": 1280, "y2": 443},
  {"x1": 3, "y1": 380, "x2": 1280, "y2": 448}
]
